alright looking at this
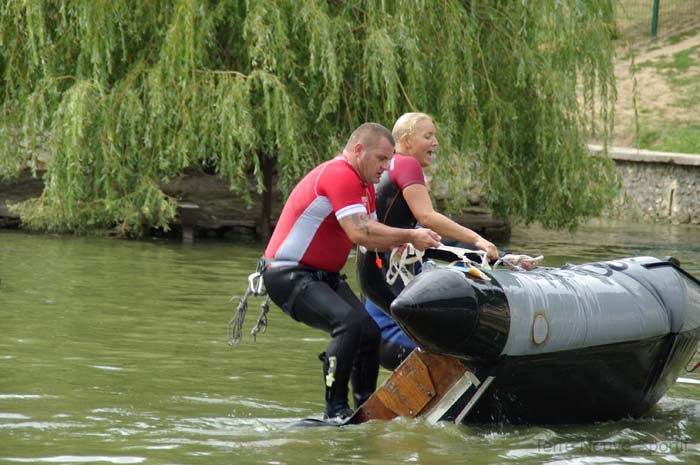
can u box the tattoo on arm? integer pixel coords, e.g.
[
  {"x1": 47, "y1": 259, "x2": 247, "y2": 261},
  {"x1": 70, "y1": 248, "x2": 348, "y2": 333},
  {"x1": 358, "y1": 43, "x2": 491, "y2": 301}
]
[{"x1": 351, "y1": 213, "x2": 370, "y2": 236}]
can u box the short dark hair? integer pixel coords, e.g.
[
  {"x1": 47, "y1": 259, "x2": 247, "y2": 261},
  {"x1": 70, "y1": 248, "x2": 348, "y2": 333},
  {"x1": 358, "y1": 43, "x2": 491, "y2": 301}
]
[{"x1": 345, "y1": 122, "x2": 395, "y2": 151}]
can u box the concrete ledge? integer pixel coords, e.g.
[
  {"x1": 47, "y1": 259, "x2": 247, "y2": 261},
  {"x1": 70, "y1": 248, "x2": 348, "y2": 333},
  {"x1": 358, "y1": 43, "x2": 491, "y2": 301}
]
[
  {"x1": 591, "y1": 144, "x2": 700, "y2": 225},
  {"x1": 589, "y1": 144, "x2": 700, "y2": 166}
]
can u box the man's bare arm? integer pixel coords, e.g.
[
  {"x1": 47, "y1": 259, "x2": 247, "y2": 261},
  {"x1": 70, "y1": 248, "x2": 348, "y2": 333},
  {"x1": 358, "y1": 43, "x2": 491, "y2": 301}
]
[{"x1": 339, "y1": 213, "x2": 441, "y2": 251}]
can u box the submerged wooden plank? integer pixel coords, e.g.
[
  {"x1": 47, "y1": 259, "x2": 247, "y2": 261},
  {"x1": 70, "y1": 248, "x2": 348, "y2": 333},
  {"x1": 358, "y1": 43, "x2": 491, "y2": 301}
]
[
  {"x1": 351, "y1": 350, "x2": 468, "y2": 424},
  {"x1": 375, "y1": 352, "x2": 435, "y2": 417}
]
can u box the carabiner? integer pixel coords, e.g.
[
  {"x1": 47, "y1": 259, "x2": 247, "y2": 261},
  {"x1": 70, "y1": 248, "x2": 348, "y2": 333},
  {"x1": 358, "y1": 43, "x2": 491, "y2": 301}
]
[{"x1": 248, "y1": 271, "x2": 264, "y2": 296}]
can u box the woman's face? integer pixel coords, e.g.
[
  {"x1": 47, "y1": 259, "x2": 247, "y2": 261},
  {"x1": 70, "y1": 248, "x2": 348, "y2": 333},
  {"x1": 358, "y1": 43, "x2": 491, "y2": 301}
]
[{"x1": 404, "y1": 118, "x2": 438, "y2": 167}]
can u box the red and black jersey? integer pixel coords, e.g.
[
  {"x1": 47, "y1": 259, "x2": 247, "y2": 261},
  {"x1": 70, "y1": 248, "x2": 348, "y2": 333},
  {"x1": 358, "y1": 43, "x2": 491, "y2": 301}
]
[{"x1": 264, "y1": 155, "x2": 376, "y2": 273}]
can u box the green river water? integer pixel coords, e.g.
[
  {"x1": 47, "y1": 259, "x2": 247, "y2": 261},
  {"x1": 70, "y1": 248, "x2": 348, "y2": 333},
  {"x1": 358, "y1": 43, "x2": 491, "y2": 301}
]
[{"x1": 1, "y1": 220, "x2": 700, "y2": 465}]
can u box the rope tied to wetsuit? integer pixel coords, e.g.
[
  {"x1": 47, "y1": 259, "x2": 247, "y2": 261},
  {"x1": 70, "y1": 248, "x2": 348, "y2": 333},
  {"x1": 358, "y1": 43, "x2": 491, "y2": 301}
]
[{"x1": 227, "y1": 257, "x2": 271, "y2": 346}]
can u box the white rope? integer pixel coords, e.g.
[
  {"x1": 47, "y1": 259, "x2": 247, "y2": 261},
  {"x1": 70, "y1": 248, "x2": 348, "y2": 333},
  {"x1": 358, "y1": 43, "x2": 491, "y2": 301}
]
[
  {"x1": 436, "y1": 244, "x2": 491, "y2": 269},
  {"x1": 494, "y1": 254, "x2": 544, "y2": 271},
  {"x1": 434, "y1": 244, "x2": 543, "y2": 271},
  {"x1": 385, "y1": 244, "x2": 424, "y2": 286},
  {"x1": 383, "y1": 242, "x2": 544, "y2": 286}
]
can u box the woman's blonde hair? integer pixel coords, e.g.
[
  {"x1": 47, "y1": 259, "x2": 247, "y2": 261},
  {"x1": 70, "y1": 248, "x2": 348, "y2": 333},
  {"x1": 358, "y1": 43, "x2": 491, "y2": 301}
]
[{"x1": 392, "y1": 112, "x2": 433, "y2": 144}]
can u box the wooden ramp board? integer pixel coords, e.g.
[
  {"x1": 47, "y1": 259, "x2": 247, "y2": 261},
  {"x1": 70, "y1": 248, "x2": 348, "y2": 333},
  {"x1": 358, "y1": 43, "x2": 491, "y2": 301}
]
[{"x1": 350, "y1": 350, "x2": 482, "y2": 425}]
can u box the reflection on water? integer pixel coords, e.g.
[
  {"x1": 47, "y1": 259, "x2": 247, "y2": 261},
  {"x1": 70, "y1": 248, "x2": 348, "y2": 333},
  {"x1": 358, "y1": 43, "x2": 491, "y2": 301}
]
[
  {"x1": 1, "y1": 220, "x2": 700, "y2": 464},
  {"x1": 507, "y1": 220, "x2": 700, "y2": 276}
]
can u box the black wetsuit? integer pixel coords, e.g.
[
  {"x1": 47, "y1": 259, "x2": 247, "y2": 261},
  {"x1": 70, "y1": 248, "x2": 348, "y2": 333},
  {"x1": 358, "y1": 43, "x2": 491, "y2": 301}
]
[
  {"x1": 357, "y1": 153, "x2": 424, "y2": 370},
  {"x1": 263, "y1": 156, "x2": 381, "y2": 419},
  {"x1": 263, "y1": 267, "x2": 380, "y2": 416}
]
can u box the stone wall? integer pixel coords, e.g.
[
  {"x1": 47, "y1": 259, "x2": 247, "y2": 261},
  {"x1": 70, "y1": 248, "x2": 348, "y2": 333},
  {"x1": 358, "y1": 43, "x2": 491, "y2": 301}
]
[{"x1": 590, "y1": 145, "x2": 700, "y2": 225}]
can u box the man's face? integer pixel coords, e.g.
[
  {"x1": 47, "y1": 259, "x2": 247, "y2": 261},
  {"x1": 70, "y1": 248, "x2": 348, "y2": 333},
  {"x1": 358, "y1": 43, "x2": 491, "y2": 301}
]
[{"x1": 355, "y1": 136, "x2": 394, "y2": 184}]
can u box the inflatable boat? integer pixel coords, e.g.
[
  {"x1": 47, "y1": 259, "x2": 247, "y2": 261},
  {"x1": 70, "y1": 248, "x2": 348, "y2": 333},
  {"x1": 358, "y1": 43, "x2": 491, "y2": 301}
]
[{"x1": 360, "y1": 253, "x2": 700, "y2": 424}]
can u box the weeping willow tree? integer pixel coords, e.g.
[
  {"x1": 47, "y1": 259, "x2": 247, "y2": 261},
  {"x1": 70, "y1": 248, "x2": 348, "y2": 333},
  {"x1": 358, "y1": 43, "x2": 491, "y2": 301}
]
[{"x1": 0, "y1": 0, "x2": 618, "y2": 235}]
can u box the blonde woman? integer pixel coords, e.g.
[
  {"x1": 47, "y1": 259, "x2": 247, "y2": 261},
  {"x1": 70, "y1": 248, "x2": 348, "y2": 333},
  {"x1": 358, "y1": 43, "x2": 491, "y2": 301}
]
[{"x1": 357, "y1": 112, "x2": 498, "y2": 370}]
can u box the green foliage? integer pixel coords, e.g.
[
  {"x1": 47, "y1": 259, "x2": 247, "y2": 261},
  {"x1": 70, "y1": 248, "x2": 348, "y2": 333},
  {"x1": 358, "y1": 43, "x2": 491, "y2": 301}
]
[
  {"x1": 0, "y1": 0, "x2": 618, "y2": 234},
  {"x1": 628, "y1": 41, "x2": 700, "y2": 154},
  {"x1": 638, "y1": 123, "x2": 700, "y2": 154},
  {"x1": 637, "y1": 45, "x2": 700, "y2": 75}
]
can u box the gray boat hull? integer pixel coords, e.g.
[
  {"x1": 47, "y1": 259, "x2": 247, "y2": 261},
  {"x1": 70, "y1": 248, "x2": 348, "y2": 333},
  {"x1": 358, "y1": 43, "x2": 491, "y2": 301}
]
[{"x1": 389, "y1": 257, "x2": 700, "y2": 423}]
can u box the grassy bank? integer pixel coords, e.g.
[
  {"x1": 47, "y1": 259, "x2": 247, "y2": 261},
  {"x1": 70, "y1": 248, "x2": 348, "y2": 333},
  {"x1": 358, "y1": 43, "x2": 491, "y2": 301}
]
[{"x1": 610, "y1": 2, "x2": 700, "y2": 154}]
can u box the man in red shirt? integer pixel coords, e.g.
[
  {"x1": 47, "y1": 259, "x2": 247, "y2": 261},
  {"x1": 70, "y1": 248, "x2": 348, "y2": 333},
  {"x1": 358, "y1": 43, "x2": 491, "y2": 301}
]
[{"x1": 263, "y1": 123, "x2": 441, "y2": 422}]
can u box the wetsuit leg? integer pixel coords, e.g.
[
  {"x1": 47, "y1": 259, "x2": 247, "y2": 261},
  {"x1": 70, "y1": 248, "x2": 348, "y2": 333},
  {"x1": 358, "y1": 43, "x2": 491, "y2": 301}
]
[
  {"x1": 334, "y1": 281, "x2": 380, "y2": 409},
  {"x1": 263, "y1": 267, "x2": 380, "y2": 417}
]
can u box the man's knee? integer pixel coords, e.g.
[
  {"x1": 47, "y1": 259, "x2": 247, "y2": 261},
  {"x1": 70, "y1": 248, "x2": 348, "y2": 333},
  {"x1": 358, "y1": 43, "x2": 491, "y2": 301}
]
[
  {"x1": 379, "y1": 340, "x2": 412, "y2": 371},
  {"x1": 331, "y1": 308, "x2": 376, "y2": 339}
]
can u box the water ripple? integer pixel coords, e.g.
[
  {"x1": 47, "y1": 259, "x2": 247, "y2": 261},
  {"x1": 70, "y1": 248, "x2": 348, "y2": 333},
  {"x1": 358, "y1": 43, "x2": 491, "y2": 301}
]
[
  {"x1": 544, "y1": 457, "x2": 656, "y2": 465},
  {"x1": 92, "y1": 365, "x2": 124, "y2": 371},
  {"x1": 4, "y1": 456, "x2": 145, "y2": 464},
  {"x1": 0, "y1": 413, "x2": 30, "y2": 419},
  {"x1": 0, "y1": 421, "x2": 83, "y2": 430},
  {"x1": 179, "y1": 395, "x2": 306, "y2": 413}
]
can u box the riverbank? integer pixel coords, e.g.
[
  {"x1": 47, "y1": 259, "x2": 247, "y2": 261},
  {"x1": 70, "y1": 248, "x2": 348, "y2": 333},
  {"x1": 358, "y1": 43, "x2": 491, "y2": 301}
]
[
  {"x1": 0, "y1": 169, "x2": 511, "y2": 242},
  {"x1": 591, "y1": 145, "x2": 700, "y2": 226}
]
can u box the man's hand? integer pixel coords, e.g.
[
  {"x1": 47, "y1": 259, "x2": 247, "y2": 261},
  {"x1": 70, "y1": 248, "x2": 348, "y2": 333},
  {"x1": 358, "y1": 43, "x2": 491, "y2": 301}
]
[
  {"x1": 410, "y1": 228, "x2": 441, "y2": 251},
  {"x1": 475, "y1": 238, "x2": 499, "y2": 261}
]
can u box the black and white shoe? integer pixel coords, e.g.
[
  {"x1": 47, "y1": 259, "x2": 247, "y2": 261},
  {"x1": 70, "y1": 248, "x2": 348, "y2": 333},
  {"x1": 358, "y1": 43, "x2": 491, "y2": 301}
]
[{"x1": 323, "y1": 406, "x2": 354, "y2": 424}]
